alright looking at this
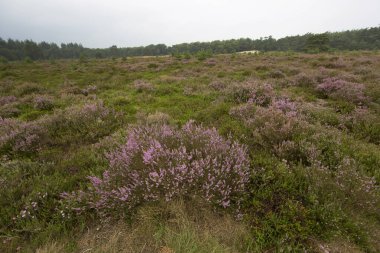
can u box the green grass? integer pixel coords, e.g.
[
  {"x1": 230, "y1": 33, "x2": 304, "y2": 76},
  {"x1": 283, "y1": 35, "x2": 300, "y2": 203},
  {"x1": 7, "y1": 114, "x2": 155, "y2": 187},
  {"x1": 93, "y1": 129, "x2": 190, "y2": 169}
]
[{"x1": 1, "y1": 52, "x2": 379, "y2": 252}]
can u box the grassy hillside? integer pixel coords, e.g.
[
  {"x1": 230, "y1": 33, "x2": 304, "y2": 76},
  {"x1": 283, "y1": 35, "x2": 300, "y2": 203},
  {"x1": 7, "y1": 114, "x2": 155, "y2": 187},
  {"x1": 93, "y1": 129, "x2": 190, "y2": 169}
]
[{"x1": 0, "y1": 51, "x2": 379, "y2": 252}]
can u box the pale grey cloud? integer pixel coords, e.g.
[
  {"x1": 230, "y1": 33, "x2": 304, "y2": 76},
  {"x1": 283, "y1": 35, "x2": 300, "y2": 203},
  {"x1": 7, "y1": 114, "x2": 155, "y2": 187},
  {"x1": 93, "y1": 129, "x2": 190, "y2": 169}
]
[{"x1": 0, "y1": 0, "x2": 379, "y2": 48}]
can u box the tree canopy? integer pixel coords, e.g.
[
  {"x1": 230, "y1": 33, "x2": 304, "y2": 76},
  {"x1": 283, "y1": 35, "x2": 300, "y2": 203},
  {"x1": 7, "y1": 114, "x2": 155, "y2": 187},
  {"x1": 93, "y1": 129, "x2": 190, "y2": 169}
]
[{"x1": 1, "y1": 26, "x2": 379, "y2": 61}]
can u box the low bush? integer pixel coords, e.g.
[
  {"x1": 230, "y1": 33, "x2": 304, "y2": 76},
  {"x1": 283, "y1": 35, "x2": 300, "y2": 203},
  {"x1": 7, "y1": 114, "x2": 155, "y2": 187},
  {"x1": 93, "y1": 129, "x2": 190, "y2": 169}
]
[
  {"x1": 33, "y1": 95, "x2": 54, "y2": 110},
  {"x1": 62, "y1": 121, "x2": 250, "y2": 218},
  {"x1": 0, "y1": 102, "x2": 121, "y2": 155},
  {"x1": 133, "y1": 80, "x2": 154, "y2": 92},
  {"x1": 227, "y1": 80, "x2": 274, "y2": 105},
  {"x1": 316, "y1": 78, "x2": 369, "y2": 104}
]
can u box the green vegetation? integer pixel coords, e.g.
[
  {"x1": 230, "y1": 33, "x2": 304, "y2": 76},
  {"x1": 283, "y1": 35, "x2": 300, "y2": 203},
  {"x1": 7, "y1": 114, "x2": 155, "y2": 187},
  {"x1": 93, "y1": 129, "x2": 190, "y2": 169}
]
[
  {"x1": 1, "y1": 26, "x2": 380, "y2": 61},
  {"x1": 0, "y1": 51, "x2": 379, "y2": 252}
]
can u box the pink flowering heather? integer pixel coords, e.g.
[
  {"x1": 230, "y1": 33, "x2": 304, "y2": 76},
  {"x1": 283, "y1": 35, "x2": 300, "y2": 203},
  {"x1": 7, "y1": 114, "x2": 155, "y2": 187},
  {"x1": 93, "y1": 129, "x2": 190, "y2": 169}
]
[
  {"x1": 272, "y1": 97, "x2": 298, "y2": 117},
  {"x1": 316, "y1": 78, "x2": 368, "y2": 104},
  {"x1": 230, "y1": 97, "x2": 303, "y2": 151},
  {"x1": 0, "y1": 117, "x2": 44, "y2": 153},
  {"x1": 0, "y1": 101, "x2": 119, "y2": 154},
  {"x1": 228, "y1": 80, "x2": 274, "y2": 105},
  {"x1": 133, "y1": 79, "x2": 154, "y2": 92},
  {"x1": 33, "y1": 95, "x2": 54, "y2": 110},
  {"x1": 0, "y1": 96, "x2": 17, "y2": 106},
  {"x1": 62, "y1": 121, "x2": 250, "y2": 217}
]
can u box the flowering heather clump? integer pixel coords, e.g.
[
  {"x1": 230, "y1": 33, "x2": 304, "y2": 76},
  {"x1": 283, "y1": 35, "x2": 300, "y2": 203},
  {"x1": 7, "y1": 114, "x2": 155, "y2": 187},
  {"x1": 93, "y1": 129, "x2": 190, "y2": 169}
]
[
  {"x1": 0, "y1": 117, "x2": 44, "y2": 153},
  {"x1": 209, "y1": 80, "x2": 227, "y2": 91},
  {"x1": 316, "y1": 78, "x2": 368, "y2": 104},
  {"x1": 0, "y1": 102, "x2": 119, "y2": 153},
  {"x1": 293, "y1": 73, "x2": 315, "y2": 87},
  {"x1": 272, "y1": 98, "x2": 297, "y2": 117},
  {"x1": 33, "y1": 95, "x2": 54, "y2": 110},
  {"x1": 0, "y1": 95, "x2": 17, "y2": 106},
  {"x1": 228, "y1": 80, "x2": 274, "y2": 105},
  {"x1": 323, "y1": 57, "x2": 348, "y2": 69},
  {"x1": 133, "y1": 79, "x2": 154, "y2": 92},
  {"x1": 229, "y1": 101, "x2": 256, "y2": 123},
  {"x1": 341, "y1": 107, "x2": 380, "y2": 144},
  {"x1": 248, "y1": 82, "x2": 274, "y2": 106},
  {"x1": 44, "y1": 101, "x2": 120, "y2": 145},
  {"x1": 0, "y1": 104, "x2": 21, "y2": 118},
  {"x1": 62, "y1": 121, "x2": 250, "y2": 217},
  {"x1": 230, "y1": 97, "x2": 303, "y2": 152},
  {"x1": 249, "y1": 106, "x2": 302, "y2": 149}
]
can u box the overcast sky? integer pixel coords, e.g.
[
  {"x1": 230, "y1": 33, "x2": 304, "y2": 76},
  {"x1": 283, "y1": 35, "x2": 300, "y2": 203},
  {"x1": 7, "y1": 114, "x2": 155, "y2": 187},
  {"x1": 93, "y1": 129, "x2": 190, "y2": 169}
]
[{"x1": 0, "y1": 0, "x2": 379, "y2": 48}]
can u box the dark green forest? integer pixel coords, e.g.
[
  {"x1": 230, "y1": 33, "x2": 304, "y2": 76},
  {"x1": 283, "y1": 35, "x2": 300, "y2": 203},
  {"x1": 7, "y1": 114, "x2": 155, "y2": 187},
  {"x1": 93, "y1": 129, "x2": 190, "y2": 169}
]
[{"x1": 1, "y1": 26, "x2": 379, "y2": 61}]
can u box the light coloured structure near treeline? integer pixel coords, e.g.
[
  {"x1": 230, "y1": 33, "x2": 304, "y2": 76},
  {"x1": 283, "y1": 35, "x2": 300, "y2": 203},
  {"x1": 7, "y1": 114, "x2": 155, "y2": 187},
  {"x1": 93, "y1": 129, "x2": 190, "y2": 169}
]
[{"x1": 237, "y1": 50, "x2": 260, "y2": 54}]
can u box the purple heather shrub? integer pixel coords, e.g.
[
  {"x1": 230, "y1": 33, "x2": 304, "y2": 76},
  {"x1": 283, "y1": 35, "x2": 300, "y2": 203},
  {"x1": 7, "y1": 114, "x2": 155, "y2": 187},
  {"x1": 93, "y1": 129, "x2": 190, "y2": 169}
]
[
  {"x1": 133, "y1": 79, "x2": 154, "y2": 92},
  {"x1": 229, "y1": 101, "x2": 256, "y2": 124},
  {"x1": 33, "y1": 95, "x2": 54, "y2": 110},
  {"x1": 209, "y1": 80, "x2": 227, "y2": 91},
  {"x1": 248, "y1": 82, "x2": 274, "y2": 106},
  {"x1": 293, "y1": 73, "x2": 316, "y2": 87},
  {"x1": 43, "y1": 101, "x2": 119, "y2": 145},
  {"x1": 230, "y1": 97, "x2": 303, "y2": 152},
  {"x1": 268, "y1": 69, "x2": 286, "y2": 79},
  {"x1": 0, "y1": 101, "x2": 119, "y2": 153},
  {"x1": 228, "y1": 80, "x2": 274, "y2": 105},
  {"x1": 324, "y1": 57, "x2": 348, "y2": 69},
  {"x1": 62, "y1": 121, "x2": 250, "y2": 217},
  {"x1": 316, "y1": 78, "x2": 368, "y2": 104},
  {"x1": 0, "y1": 96, "x2": 17, "y2": 106},
  {"x1": 341, "y1": 107, "x2": 380, "y2": 144},
  {"x1": 249, "y1": 106, "x2": 302, "y2": 149},
  {"x1": 0, "y1": 104, "x2": 21, "y2": 118},
  {"x1": 272, "y1": 97, "x2": 297, "y2": 117},
  {"x1": 0, "y1": 117, "x2": 44, "y2": 153}
]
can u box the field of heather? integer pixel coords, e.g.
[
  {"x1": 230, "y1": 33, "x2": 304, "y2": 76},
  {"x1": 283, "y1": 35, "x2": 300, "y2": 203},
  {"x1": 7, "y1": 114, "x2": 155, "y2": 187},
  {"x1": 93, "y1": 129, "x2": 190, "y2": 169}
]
[{"x1": 1, "y1": 52, "x2": 379, "y2": 252}]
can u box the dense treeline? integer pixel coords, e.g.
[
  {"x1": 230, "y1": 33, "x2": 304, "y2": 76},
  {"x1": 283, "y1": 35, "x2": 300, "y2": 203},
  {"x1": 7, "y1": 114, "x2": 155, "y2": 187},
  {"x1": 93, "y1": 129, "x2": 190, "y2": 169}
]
[{"x1": 0, "y1": 26, "x2": 379, "y2": 61}]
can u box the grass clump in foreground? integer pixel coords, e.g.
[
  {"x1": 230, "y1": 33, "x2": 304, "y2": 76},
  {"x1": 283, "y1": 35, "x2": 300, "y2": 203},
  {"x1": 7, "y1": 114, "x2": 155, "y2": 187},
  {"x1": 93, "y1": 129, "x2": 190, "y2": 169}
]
[{"x1": 0, "y1": 51, "x2": 379, "y2": 252}]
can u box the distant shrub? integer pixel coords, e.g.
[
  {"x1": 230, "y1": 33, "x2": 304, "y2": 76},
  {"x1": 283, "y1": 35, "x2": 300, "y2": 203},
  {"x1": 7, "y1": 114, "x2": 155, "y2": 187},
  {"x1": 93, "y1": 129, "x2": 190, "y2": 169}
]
[
  {"x1": 62, "y1": 121, "x2": 250, "y2": 217},
  {"x1": 293, "y1": 73, "x2": 316, "y2": 87},
  {"x1": 209, "y1": 80, "x2": 227, "y2": 91},
  {"x1": 24, "y1": 57, "x2": 33, "y2": 63},
  {"x1": 230, "y1": 98, "x2": 302, "y2": 151},
  {"x1": 268, "y1": 70, "x2": 286, "y2": 79},
  {"x1": 133, "y1": 80, "x2": 154, "y2": 92},
  {"x1": 146, "y1": 112, "x2": 171, "y2": 125},
  {"x1": 196, "y1": 50, "x2": 213, "y2": 61},
  {"x1": 227, "y1": 80, "x2": 274, "y2": 105},
  {"x1": 316, "y1": 78, "x2": 369, "y2": 104},
  {"x1": 148, "y1": 63, "x2": 158, "y2": 68},
  {"x1": 205, "y1": 58, "x2": 217, "y2": 66},
  {"x1": 342, "y1": 108, "x2": 380, "y2": 144},
  {"x1": 33, "y1": 95, "x2": 54, "y2": 110},
  {"x1": 0, "y1": 102, "x2": 120, "y2": 155},
  {"x1": 229, "y1": 102, "x2": 256, "y2": 123},
  {"x1": 0, "y1": 95, "x2": 17, "y2": 106},
  {"x1": 44, "y1": 101, "x2": 120, "y2": 146},
  {"x1": 0, "y1": 56, "x2": 8, "y2": 64},
  {"x1": 323, "y1": 57, "x2": 348, "y2": 69},
  {"x1": 17, "y1": 82, "x2": 44, "y2": 96},
  {"x1": 272, "y1": 97, "x2": 298, "y2": 116},
  {"x1": 111, "y1": 96, "x2": 130, "y2": 106},
  {"x1": 0, "y1": 117, "x2": 44, "y2": 154},
  {"x1": 0, "y1": 104, "x2": 21, "y2": 118}
]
